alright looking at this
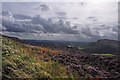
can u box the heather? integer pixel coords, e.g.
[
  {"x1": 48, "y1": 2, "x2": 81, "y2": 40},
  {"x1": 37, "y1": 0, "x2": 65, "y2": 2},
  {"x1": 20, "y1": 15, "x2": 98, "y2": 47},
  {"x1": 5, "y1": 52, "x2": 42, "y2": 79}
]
[{"x1": 2, "y1": 35, "x2": 120, "y2": 79}]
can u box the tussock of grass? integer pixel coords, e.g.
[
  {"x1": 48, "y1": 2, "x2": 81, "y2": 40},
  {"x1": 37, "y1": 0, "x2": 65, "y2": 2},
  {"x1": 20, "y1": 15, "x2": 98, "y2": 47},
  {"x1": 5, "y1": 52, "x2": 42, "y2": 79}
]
[{"x1": 2, "y1": 36, "x2": 73, "y2": 79}]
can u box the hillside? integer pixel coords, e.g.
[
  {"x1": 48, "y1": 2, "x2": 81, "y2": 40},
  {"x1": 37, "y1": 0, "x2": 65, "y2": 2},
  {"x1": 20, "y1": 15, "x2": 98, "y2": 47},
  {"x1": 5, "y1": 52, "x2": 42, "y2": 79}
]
[
  {"x1": 1, "y1": 35, "x2": 120, "y2": 79},
  {"x1": 2, "y1": 35, "x2": 74, "y2": 79},
  {"x1": 97, "y1": 39, "x2": 119, "y2": 49},
  {"x1": 81, "y1": 39, "x2": 120, "y2": 54}
]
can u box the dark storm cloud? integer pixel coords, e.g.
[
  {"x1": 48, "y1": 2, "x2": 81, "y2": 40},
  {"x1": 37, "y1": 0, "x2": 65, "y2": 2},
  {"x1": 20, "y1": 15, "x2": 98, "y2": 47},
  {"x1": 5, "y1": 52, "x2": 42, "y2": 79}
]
[
  {"x1": 41, "y1": 4, "x2": 50, "y2": 11},
  {"x1": 13, "y1": 14, "x2": 31, "y2": 19},
  {"x1": 2, "y1": 18, "x2": 31, "y2": 33},
  {"x1": 80, "y1": 27, "x2": 103, "y2": 42},
  {"x1": 72, "y1": 25, "x2": 78, "y2": 29},
  {"x1": 2, "y1": 19, "x2": 26, "y2": 32},
  {"x1": 35, "y1": 4, "x2": 50, "y2": 11},
  {"x1": 2, "y1": 11, "x2": 11, "y2": 16},
  {"x1": 2, "y1": 12, "x2": 42, "y2": 33},
  {"x1": 2, "y1": 19, "x2": 45, "y2": 34},
  {"x1": 3, "y1": 10, "x2": 117, "y2": 41},
  {"x1": 81, "y1": 27, "x2": 100, "y2": 38},
  {"x1": 31, "y1": 15, "x2": 79, "y2": 34},
  {"x1": 2, "y1": 11, "x2": 79, "y2": 34}
]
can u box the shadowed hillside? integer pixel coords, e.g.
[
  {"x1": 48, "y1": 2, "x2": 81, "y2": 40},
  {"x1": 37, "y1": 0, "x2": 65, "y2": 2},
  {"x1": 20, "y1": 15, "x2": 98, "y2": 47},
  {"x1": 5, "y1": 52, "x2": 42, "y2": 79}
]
[{"x1": 81, "y1": 39, "x2": 120, "y2": 55}]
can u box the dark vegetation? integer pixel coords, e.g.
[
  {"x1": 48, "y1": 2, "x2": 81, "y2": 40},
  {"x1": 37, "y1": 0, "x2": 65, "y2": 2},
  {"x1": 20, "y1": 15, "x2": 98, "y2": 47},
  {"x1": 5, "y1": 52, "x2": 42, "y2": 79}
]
[
  {"x1": 1, "y1": 35, "x2": 120, "y2": 79},
  {"x1": 82, "y1": 42, "x2": 118, "y2": 54}
]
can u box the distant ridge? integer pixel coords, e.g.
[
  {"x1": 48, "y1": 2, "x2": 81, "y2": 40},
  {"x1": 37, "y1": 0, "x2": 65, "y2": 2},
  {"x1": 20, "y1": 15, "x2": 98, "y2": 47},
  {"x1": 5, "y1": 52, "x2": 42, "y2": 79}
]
[
  {"x1": 1, "y1": 35, "x2": 120, "y2": 49},
  {"x1": 2, "y1": 35, "x2": 29, "y2": 44},
  {"x1": 81, "y1": 39, "x2": 120, "y2": 54},
  {"x1": 97, "y1": 39, "x2": 119, "y2": 49}
]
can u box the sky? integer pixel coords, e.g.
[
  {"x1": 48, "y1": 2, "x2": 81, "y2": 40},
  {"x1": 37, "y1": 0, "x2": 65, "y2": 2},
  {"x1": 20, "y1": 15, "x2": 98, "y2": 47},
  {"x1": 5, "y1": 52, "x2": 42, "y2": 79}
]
[{"x1": 1, "y1": 0, "x2": 119, "y2": 42}]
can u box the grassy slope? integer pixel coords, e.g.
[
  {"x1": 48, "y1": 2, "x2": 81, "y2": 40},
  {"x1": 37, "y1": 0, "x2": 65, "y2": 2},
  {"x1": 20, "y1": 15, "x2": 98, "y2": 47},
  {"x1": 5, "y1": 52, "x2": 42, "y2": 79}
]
[
  {"x1": 2, "y1": 36, "x2": 73, "y2": 79},
  {"x1": 92, "y1": 54, "x2": 115, "y2": 56}
]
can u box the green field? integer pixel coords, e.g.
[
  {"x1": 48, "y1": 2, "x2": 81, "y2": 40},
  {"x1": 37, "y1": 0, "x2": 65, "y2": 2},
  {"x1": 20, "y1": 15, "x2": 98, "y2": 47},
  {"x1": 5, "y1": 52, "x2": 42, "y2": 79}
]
[
  {"x1": 78, "y1": 47, "x2": 84, "y2": 50},
  {"x1": 92, "y1": 54, "x2": 115, "y2": 56}
]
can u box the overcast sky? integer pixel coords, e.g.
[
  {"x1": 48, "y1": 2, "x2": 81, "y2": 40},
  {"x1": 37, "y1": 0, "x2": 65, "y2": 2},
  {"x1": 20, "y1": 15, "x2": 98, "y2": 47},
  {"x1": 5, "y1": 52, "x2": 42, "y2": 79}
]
[{"x1": 1, "y1": 0, "x2": 119, "y2": 42}]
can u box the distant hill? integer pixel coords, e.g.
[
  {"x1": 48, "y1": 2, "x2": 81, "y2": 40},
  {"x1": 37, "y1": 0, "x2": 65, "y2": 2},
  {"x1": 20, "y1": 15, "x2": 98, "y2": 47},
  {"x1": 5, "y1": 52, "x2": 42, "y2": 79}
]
[
  {"x1": 2, "y1": 35, "x2": 29, "y2": 44},
  {"x1": 23, "y1": 38, "x2": 120, "y2": 55},
  {"x1": 81, "y1": 39, "x2": 120, "y2": 55},
  {"x1": 97, "y1": 39, "x2": 119, "y2": 49}
]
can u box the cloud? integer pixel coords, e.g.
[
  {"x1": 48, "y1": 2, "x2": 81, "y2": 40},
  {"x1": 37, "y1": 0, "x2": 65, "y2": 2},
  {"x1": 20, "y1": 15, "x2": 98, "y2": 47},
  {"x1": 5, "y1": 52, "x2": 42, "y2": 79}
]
[
  {"x1": 87, "y1": 16, "x2": 98, "y2": 22},
  {"x1": 2, "y1": 11, "x2": 79, "y2": 35},
  {"x1": 79, "y1": 2, "x2": 87, "y2": 7},
  {"x1": 73, "y1": 17, "x2": 78, "y2": 20},
  {"x1": 55, "y1": 11, "x2": 67, "y2": 19},
  {"x1": 2, "y1": 11, "x2": 14, "y2": 21},
  {"x1": 112, "y1": 27, "x2": 118, "y2": 32},
  {"x1": 2, "y1": 19, "x2": 27, "y2": 32},
  {"x1": 81, "y1": 27, "x2": 100, "y2": 38},
  {"x1": 2, "y1": 18, "x2": 44, "y2": 34},
  {"x1": 13, "y1": 14, "x2": 31, "y2": 19},
  {"x1": 2, "y1": 13, "x2": 37, "y2": 33},
  {"x1": 35, "y1": 4, "x2": 50, "y2": 11},
  {"x1": 55, "y1": 12, "x2": 66, "y2": 16},
  {"x1": 31, "y1": 15, "x2": 79, "y2": 34},
  {"x1": 2, "y1": 11, "x2": 118, "y2": 41},
  {"x1": 87, "y1": 16, "x2": 96, "y2": 19},
  {"x1": 2, "y1": 11, "x2": 11, "y2": 16},
  {"x1": 2, "y1": 1, "x2": 118, "y2": 41}
]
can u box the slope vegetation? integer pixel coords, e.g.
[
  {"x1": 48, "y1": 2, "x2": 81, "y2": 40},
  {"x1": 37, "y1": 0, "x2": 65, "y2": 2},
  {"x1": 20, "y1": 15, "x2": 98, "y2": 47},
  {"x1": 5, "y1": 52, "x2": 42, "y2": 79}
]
[
  {"x1": 2, "y1": 36, "x2": 73, "y2": 79},
  {"x1": 1, "y1": 35, "x2": 120, "y2": 79}
]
